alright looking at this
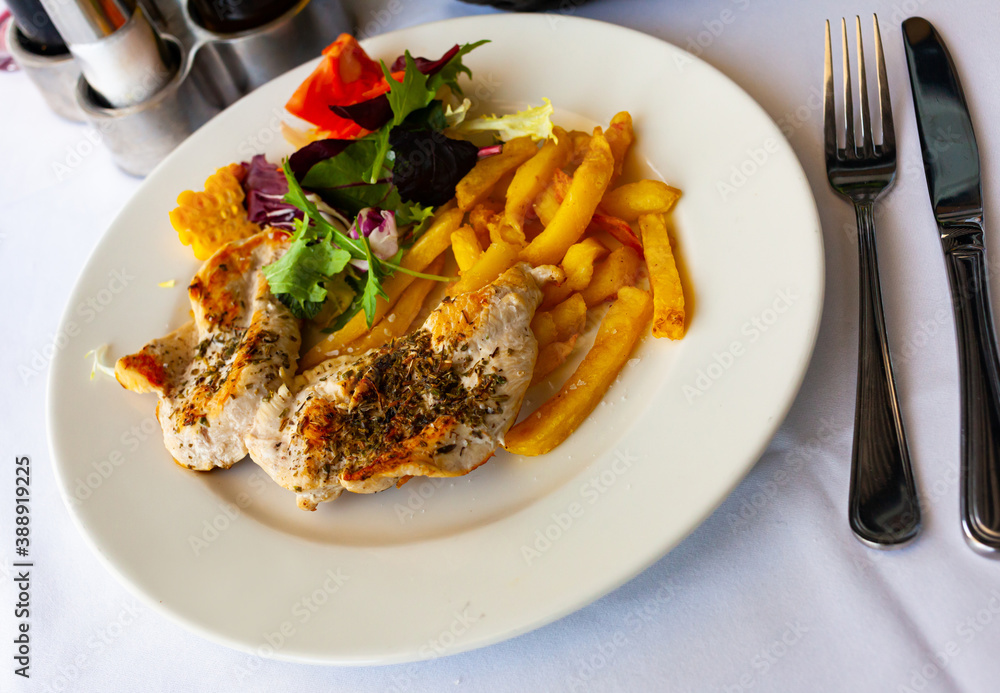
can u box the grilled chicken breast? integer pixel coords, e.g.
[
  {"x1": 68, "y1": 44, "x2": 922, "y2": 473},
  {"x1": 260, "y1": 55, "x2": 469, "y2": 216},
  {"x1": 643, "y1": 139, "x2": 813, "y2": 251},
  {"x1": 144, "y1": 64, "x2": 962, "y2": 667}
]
[
  {"x1": 245, "y1": 263, "x2": 557, "y2": 510},
  {"x1": 115, "y1": 230, "x2": 300, "y2": 470}
]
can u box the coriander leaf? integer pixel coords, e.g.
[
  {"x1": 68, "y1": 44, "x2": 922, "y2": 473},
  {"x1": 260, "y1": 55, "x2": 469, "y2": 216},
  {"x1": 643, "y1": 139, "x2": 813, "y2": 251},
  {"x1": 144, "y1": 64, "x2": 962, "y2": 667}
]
[{"x1": 427, "y1": 40, "x2": 490, "y2": 95}]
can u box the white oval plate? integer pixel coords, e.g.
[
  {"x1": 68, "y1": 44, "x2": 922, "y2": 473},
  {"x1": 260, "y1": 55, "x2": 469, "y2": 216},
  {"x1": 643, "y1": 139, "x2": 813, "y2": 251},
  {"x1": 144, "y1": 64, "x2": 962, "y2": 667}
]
[{"x1": 48, "y1": 14, "x2": 823, "y2": 664}]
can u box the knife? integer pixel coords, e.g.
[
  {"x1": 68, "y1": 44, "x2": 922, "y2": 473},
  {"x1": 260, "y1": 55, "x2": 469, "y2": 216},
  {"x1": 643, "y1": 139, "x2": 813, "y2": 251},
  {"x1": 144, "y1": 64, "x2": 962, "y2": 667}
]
[{"x1": 903, "y1": 17, "x2": 1000, "y2": 554}]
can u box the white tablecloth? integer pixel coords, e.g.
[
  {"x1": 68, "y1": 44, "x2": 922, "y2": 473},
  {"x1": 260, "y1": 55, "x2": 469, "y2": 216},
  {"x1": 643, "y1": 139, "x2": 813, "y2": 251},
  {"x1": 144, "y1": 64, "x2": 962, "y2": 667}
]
[{"x1": 2, "y1": 0, "x2": 1000, "y2": 690}]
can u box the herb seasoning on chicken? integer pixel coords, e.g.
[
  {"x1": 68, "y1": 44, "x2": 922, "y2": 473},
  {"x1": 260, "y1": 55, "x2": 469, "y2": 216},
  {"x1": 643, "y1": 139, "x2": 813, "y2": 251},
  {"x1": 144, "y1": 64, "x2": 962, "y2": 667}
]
[{"x1": 246, "y1": 263, "x2": 559, "y2": 510}]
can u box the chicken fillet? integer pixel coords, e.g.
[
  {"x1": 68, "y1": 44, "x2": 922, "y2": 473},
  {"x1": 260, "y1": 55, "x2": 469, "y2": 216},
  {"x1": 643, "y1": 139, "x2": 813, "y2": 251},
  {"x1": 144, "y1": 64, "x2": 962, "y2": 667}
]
[
  {"x1": 115, "y1": 230, "x2": 300, "y2": 470},
  {"x1": 245, "y1": 263, "x2": 556, "y2": 510}
]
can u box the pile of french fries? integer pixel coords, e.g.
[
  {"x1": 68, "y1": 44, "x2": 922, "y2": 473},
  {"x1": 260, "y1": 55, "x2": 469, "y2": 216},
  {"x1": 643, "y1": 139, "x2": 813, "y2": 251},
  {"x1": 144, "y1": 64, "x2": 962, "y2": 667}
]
[{"x1": 299, "y1": 112, "x2": 686, "y2": 456}]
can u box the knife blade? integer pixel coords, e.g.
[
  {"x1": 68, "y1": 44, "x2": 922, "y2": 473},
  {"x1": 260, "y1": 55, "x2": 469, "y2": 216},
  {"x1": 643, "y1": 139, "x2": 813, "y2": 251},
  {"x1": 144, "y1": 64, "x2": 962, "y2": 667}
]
[{"x1": 903, "y1": 16, "x2": 1000, "y2": 555}]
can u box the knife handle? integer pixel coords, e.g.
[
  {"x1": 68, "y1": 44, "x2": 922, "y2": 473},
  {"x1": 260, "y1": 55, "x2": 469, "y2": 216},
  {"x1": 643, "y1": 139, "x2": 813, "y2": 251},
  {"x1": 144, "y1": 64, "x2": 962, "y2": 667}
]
[
  {"x1": 944, "y1": 239, "x2": 1000, "y2": 553},
  {"x1": 849, "y1": 202, "x2": 921, "y2": 546}
]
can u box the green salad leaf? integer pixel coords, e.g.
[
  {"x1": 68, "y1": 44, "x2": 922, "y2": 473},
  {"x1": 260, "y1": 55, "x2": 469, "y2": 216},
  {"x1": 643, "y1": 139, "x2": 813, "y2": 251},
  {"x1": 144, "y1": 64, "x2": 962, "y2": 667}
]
[
  {"x1": 364, "y1": 53, "x2": 438, "y2": 184},
  {"x1": 454, "y1": 98, "x2": 555, "y2": 142},
  {"x1": 262, "y1": 40, "x2": 493, "y2": 327},
  {"x1": 303, "y1": 139, "x2": 394, "y2": 215},
  {"x1": 427, "y1": 40, "x2": 490, "y2": 95},
  {"x1": 262, "y1": 218, "x2": 352, "y2": 319},
  {"x1": 359, "y1": 236, "x2": 389, "y2": 329},
  {"x1": 396, "y1": 201, "x2": 435, "y2": 235}
]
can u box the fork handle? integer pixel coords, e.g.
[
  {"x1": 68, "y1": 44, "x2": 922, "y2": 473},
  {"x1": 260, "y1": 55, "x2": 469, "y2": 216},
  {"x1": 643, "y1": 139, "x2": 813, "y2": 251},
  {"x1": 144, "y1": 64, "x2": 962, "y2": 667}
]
[
  {"x1": 943, "y1": 235, "x2": 1000, "y2": 553},
  {"x1": 849, "y1": 201, "x2": 921, "y2": 546}
]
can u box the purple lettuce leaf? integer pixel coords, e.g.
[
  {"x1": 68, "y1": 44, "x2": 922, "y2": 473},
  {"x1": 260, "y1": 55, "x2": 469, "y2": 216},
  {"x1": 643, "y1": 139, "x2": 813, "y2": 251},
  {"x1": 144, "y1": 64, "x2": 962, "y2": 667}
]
[
  {"x1": 242, "y1": 155, "x2": 301, "y2": 231},
  {"x1": 389, "y1": 127, "x2": 479, "y2": 207},
  {"x1": 288, "y1": 139, "x2": 353, "y2": 182},
  {"x1": 330, "y1": 45, "x2": 464, "y2": 134},
  {"x1": 331, "y1": 98, "x2": 394, "y2": 132},
  {"x1": 390, "y1": 44, "x2": 461, "y2": 75},
  {"x1": 348, "y1": 207, "x2": 398, "y2": 263}
]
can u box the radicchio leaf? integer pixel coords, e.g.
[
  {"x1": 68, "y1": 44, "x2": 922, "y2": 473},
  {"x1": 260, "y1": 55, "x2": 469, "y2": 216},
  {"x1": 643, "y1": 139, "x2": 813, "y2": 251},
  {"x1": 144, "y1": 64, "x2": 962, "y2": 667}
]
[
  {"x1": 330, "y1": 45, "x2": 463, "y2": 133},
  {"x1": 390, "y1": 44, "x2": 460, "y2": 75},
  {"x1": 389, "y1": 127, "x2": 478, "y2": 206},
  {"x1": 288, "y1": 139, "x2": 352, "y2": 181},
  {"x1": 348, "y1": 208, "x2": 399, "y2": 261},
  {"x1": 331, "y1": 98, "x2": 394, "y2": 132},
  {"x1": 243, "y1": 155, "x2": 301, "y2": 231}
]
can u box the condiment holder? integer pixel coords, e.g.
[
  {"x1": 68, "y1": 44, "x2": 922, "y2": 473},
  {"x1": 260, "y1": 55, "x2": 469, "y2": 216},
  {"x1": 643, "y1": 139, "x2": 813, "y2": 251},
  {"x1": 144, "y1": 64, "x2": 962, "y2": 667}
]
[
  {"x1": 5, "y1": 20, "x2": 86, "y2": 122},
  {"x1": 22, "y1": 0, "x2": 352, "y2": 176}
]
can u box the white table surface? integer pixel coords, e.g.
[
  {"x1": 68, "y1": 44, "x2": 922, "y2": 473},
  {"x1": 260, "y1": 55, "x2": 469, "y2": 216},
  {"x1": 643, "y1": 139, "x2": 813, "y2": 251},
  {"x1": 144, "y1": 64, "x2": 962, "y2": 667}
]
[{"x1": 2, "y1": 0, "x2": 1000, "y2": 691}]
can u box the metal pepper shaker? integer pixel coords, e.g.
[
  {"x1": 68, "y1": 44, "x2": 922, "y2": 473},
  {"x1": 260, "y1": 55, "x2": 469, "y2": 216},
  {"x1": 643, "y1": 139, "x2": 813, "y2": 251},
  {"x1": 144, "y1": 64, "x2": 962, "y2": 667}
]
[{"x1": 38, "y1": 0, "x2": 174, "y2": 108}]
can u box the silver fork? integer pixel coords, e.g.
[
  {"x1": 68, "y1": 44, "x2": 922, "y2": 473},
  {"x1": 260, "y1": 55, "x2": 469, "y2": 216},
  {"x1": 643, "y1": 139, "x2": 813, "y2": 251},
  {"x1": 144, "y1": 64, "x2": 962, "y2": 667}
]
[{"x1": 824, "y1": 15, "x2": 920, "y2": 547}]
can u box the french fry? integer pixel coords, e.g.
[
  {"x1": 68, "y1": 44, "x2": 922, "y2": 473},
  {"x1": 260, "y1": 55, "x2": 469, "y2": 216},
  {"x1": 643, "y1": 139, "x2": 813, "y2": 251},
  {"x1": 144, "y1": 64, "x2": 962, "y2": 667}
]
[
  {"x1": 600, "y1": 180, "x2": 681, "y2": 222},
  {"x1": 532, "y1": 182, "x2": 561, "y2": 227},
  {"x1": 505, "y1": 286, "x2": 652, "y2": 455},
  {"x1": 541, "y1": 169, "x2": 643, "y2": 254},
  {"x1": 639, "y1": 213, "x2": 685, "y2": 339},
  {"x1": 562, "y1": 238, "x2": 609, "y2": 290},
  {"x1": 581, "y1": 245, "x2": 641, "y2": 308},
  {"x1": 448, "y1": 240, "x2": 520, "y2": 295},
  {"x1": 520, "y1": 128, "x2": 614, "y2": 267},
  {"x1": 469, "y1": 202, "x2": 500, "y2": 247},
  {"x1": 487, "y1": 214, "x2": 525, "y2": 247},
  {"x1": 504, "y1": 127, "x2": 571, "y2": 234},
  {"x1": 451, "y1": 225, "x2": 483, "y2": 272},
  {"x1": 549, "y1": 293, "x2": 587, "y2": 340},
  {"x1": 523, "y1": 218, "x2": 545, "y2": 241},
  {"x1": 530, "y1": 336, "x2": 577, "y2": 386},
  {"x1": 541, "y1": 238, "x2": 608, "y2": 309},
  {"x1": 569, "y1": 130, "x2": 591, "y2": 165},
  {"x1": 344, "y1": 256, "x2": 446, "y2": 353},
  {"x1": 531, "y1": 311, "x2": 558, "y2": 349},
  {"x1": 541, "y1": 282, "x2": 572, "y2": 312},
  {"x1": 489, "y1": 168, "x2": 518, "y2": 205},
  {"x1": 299, "y1": 207, "x2": 462, "y2": 369},
  {"x1": 605, "y1": 111, "x2": 634, "y2": 180},
  {"x1": 456, "y1": 136, "x2": 538, "y2": 211},
  {"x1": 589, "y1": 211, "x2": 644, "y2": 255}
]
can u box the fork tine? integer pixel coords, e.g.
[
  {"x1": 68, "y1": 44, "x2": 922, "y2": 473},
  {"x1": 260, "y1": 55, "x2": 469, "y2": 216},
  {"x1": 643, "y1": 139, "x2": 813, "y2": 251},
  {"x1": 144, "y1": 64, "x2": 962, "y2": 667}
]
[
  {"x1": 873, "y1": 14, "x2": 895, "y2": 153},
  {"x1": 855, "y1": 16, "x2": 873, "y2": 157},
  {"x1": 823, "y1": 20, "x2": 836, "y2": 160},
  {"x1": 841, "y1": 18, "x2": 855, "y2": 154}
]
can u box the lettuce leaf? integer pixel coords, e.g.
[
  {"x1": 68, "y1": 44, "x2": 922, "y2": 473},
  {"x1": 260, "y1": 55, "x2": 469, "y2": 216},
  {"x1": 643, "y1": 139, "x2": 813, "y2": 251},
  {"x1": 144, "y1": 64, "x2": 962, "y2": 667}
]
[
  {"x1": 262, "y1": 220, "x2": 352, "y2": 319},
  {"x1": 426, "y1": 41, "x2": 490, "y2": 95},
  {"x1": 243, "y1": 155, "x2": 302, "y2": 231},
  {"x1": 389, "y1": 126, "x2": 479, "y2": 206},
  {"x1": 301, "y1": 139, "x2": 394, "y2": 216},
  {"x1": 454, "y1": 98, "x2": 555, "y2": 142}
]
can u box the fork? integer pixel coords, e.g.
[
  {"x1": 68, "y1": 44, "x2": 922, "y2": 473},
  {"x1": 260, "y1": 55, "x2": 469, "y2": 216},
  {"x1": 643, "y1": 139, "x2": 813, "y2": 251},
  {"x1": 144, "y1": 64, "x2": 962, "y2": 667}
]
[{"x1": 824, "y1": 15, "x2": 921, "y2": 547}]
